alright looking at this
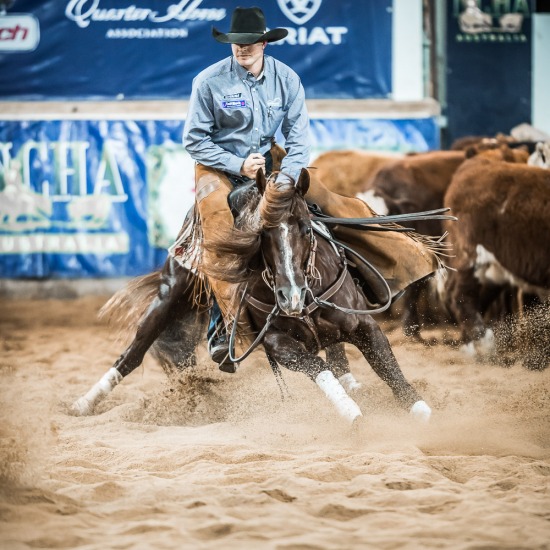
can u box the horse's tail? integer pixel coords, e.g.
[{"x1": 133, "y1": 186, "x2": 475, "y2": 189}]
[{"x1": 99, "y1": 271, "x2": 161, "y2": 342}]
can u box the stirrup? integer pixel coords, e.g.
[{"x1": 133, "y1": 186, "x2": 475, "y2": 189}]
[
  {"x1": 209, "y1": 335, "x2": 230, "y2": 364},
  {"x1": 208, "y1": 333, "x2": 238, "y2": 373}
]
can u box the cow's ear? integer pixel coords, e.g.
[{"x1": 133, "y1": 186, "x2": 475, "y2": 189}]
[
  {"x1": 296, "y1": 168, "x2": 310, "y2": 197},
  {"x1": 256, "y1": 169, "x2": 267, "y2": 195}
]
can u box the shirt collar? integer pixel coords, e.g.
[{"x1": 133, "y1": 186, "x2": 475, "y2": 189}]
[{"x1": 231, "y1": 55, "x2": 267, "y2": 82}]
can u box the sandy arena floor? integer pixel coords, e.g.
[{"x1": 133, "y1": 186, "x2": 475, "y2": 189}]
[{"x1": 1, "y1": 296, "x2": 549, "y2": 549}]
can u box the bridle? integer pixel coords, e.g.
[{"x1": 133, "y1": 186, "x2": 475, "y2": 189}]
[
  {"x1": 227, "y1": 211, "x2": 394, "y2": 363},
  {"x1": 225, "y1": 173, "x2": 456, "y2": 362},
  {"x1": 259, "y1": 219, "x2": 319, "y2": 293}
]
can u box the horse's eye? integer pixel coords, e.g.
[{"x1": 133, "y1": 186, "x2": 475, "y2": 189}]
[{"x1": 305, "y1": 226, "x2": 311, "y2": 235}]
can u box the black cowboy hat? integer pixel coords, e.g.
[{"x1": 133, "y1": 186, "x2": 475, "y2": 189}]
[{"x1": 212, "y1": 6, "x2": 288, "y2": 44}]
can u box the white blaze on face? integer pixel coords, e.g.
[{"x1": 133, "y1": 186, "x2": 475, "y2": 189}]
[{"x1": 280, "y1": 223, "x2": 302, "y2": 309}]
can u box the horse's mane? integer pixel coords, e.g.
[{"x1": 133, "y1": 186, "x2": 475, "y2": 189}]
[
  {"x1": 259, "y1": 176, "x2": 302, "y2": 227},
  {"x1": 201, "y1": 174, "x2": 307, "y2": 283}
]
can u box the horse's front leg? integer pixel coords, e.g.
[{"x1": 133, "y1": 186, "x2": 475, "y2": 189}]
[
  {"x1": 325, "y1": 343, "x2": 363, "y2": 393},
  {"x1": 263, "y1": 332, "x2": 362, "y2": 424},
  {"x1": 350, "y1": 316, "x2": 432, "y2": 422},
  {"x1": 71, "y1": 257, "x2": 195, "y2": 416}
]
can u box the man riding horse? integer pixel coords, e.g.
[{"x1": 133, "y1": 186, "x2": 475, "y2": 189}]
[{"x1": 180, "y1": 6, "x2": 439, "y2": 372}]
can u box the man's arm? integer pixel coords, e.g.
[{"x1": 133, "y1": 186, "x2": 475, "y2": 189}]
[
  {"x1": 279, "y1": 79, "x2": 311, "y2": 182},
  {"x1": 183, "y1": 79, "x2": 244, "y2": 176}
]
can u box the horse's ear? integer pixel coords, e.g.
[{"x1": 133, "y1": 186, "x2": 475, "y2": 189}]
[
  {"x1": 256, "y1": 168, "x2": 267, "y2": 195},
  {"x1": 296, "y1": 168, "x2": 310, "y2": 196}
]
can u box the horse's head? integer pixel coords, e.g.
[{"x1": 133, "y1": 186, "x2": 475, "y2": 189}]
[{"x1": 256, "y1": 169, "x2": 312, "y2": 316}]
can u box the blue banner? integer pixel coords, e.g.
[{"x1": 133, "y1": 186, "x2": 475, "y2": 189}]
[
  {"x1": 0, "y1": 120, "x2": 192, "y2": 277},
  {"x1": 0, "y1": 116, "x2": 438, "y2": 278},
  {"x1": 0, "y1": 0, "x2": 391, "y2": 100}
]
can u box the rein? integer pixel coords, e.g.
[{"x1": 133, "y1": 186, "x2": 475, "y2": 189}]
[
  {"x1": 226, "y1": 193, "x2": 455, "y2": 362},
  {"x1": 310, "y1": 207, "x2": 457, "y2": 227},
  {"x1": 228, "y1": 287, "x2": 280, "y2": 364},
  {"x1": 228, "y1": 225, "x2": 395, "y2": 361},
  {"x1": 308, "y1": 227, "x2": 393, "y2": 316}
]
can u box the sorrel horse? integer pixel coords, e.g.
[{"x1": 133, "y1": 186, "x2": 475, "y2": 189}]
[{"x1": 72, "y1": 169, "x2": 437, "y2": 424}]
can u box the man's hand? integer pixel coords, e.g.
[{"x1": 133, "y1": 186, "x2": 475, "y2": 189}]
[{"x1": 240, "y1": 153, "x2": 265, "y2": 179}]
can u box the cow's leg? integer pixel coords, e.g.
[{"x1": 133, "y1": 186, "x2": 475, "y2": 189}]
[
  {"x1": 401, "y1": 278, "x2": 428, "y2": 342},
  {"x1": 349, "y1": 315, "x2": 431, "y2": 422},
  {"x1": 325, "y1": 343, "x2": 363, "y2": 393},
  {"x1": 71, "y1": 257, "x2": 198, "y2": 415},
  {"x1": 401, "y1": 280, "x2": 423, "y2": 340},
  {"x1": 263, "y1": 333, "x2": 362, "y2": 424},
  {"x1": 448, "y1": 267, "x2": 495, "y2": 357}
]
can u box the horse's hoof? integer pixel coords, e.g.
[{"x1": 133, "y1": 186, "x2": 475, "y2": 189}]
[
  {"x1": 351, "y1": 415, "x2": 367, "y2": 438},
  {"x1": 69, "y1": 397, "x2": 93, "y2": 416},
  {"x1": 410, "y1": 400, "x2": 431, "y2": 423}
]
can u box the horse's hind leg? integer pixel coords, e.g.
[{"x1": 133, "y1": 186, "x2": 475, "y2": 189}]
[
  {"x1": 263, "y1": 333, "x2": 362, "y2": 424},
  {"x1": 325, "y1": 343, "x2": 362, "y2": 393},
  {"x1": 71, "y1": 257, "x2": 199, "y2": 416},
  {"x1": 350, "y1": 316, "x2": 431, "y2": 422}
]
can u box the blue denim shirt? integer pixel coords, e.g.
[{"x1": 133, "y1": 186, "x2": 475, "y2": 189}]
[{"x1": 183, "y1": 55, "x2": 310, "y2": 181}]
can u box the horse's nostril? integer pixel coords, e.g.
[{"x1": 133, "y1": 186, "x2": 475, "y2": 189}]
[{"x1": 277, "y1": 289, "x2": 287, "y2": 305}]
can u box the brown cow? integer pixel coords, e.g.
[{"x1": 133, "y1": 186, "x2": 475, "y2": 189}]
[
  {"x1": 357, "y1": 151, "x2": 465, "y2": 234},
  {"x1": 311, "y1": 149, "x2": 403, "y2": 197},
  {"x1": 450, "y1": 133, "x2": 539, "y2": 154},
  {"x1": 353, "y1": 151, "x2": 466, "y2": 341},
  {"x1": 443, "y1": 145, "x2": 549, "y2": 365}
]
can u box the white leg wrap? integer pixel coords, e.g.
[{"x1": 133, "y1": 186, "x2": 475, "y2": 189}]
[
  {"x1": 475, "y1": 328, "x2": 495, "y2": 356},
  {"x1": 460, "y1": 328, "x2": 496, "y2": 359},
  {"x1": 338, "y1": 372, "x2": 363, "y2": 394},
  {"x1": 459, "y1": 341, "x2": 476, "y2": 358},
  {"x1": 315, "y1": 370, "x2": 363, "y2": 424},
  {"x1": 71, "y1": 368, "x2": 123, "y2": 416},
  {"x1": 410, "y1": 400, "x2": 432, "y2": 423}
]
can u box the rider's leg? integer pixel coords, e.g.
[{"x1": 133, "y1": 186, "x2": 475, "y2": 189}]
[
  {"x1": 207, "y1": 300, "x2": 223, "y2": 344},
  {"x1": 206, "y1": 299, "x2": 236, "y2": 372},
  {"x1": 194, "y1": 164, "x2": 242, "y2": 369}
]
